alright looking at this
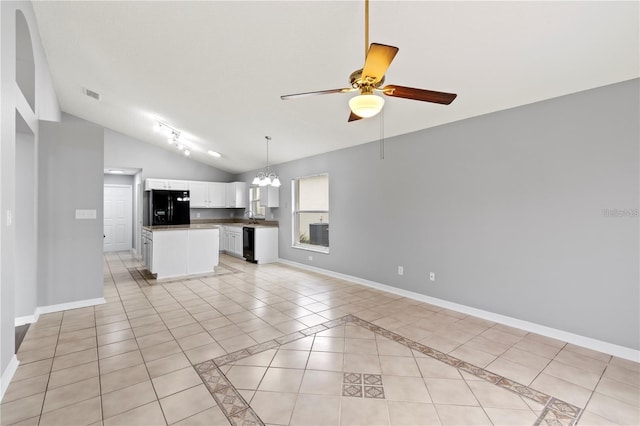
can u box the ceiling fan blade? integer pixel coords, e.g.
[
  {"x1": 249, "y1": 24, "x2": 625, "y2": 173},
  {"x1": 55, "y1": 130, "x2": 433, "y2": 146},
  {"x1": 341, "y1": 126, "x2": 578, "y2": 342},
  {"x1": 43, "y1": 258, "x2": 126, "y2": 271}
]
[
  {"x1": 382, "y1": 85, "x2": 457, "y2": 105},
  {"x1": 361, "y1": 43, "x2": 399, "y2": 84},
  {"x1": 348, "y1": 111, "x2": 363, "y2": 122},
  {"x1": 281, "y1": 88, "x2": 353, "y2": 100}
]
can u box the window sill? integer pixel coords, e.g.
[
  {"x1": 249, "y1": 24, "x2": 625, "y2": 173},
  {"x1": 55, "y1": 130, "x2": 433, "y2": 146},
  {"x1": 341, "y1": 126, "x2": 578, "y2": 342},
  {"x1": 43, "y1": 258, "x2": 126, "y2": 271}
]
[{"x1": 292, "y1": 243, "x2": 329, "y2": 254}]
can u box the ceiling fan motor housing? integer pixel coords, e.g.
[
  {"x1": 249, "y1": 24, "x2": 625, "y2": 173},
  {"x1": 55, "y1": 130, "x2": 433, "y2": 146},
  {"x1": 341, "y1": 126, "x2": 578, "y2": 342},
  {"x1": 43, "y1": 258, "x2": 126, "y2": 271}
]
[{"x1": 349, "y1": 68, "x2": 385, "y2": 92}]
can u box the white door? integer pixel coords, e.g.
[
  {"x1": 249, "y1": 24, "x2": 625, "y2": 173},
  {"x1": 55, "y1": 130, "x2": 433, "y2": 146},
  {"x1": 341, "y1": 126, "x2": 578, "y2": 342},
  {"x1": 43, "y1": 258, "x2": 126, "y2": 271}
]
[{"x1": 104, "y1": 185, "x2": 133, "y2": 252}]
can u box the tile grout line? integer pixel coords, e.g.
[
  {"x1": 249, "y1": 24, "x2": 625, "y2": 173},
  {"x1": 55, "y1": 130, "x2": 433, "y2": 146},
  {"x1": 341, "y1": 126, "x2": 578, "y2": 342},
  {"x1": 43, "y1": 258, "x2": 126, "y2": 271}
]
[
  {"x1": 113, "y1": 251, "x2": 193, "y2": 425},
  {"x1": 115, "y1": 251, "x2": 255, "y2": 424},
  {"x1": 95, "y1": 253, "x2": 167, "y2": 425}
]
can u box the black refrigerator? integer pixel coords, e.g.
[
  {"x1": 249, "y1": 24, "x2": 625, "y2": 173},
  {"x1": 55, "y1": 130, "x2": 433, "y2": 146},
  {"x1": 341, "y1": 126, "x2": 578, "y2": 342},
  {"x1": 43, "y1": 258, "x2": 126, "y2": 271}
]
[{"x1": 149, "y1": 190, "x2": 191, "y2": 226}]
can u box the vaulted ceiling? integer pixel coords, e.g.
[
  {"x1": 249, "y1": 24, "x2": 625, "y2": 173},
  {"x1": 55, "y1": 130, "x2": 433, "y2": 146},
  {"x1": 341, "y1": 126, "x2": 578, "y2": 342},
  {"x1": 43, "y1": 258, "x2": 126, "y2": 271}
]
[{"x1": 32, "y1": 1, "x2": 639, "y2": 173}]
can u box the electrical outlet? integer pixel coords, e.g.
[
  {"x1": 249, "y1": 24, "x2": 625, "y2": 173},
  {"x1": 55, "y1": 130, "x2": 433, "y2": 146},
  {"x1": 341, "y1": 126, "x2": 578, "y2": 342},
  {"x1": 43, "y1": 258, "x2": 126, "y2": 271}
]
[
  {"x1": 196, "y1": 212, "x2": 201, "y2": 218},
  {"x1": 308, "y1": 255, "x2": 313, "y2": 261},
  {"x1": 398, "y1": 266, "x2": 404, "y2": 276},
  {"x1": 430, "y1": 272, "x2": 435, "y2": 281}
]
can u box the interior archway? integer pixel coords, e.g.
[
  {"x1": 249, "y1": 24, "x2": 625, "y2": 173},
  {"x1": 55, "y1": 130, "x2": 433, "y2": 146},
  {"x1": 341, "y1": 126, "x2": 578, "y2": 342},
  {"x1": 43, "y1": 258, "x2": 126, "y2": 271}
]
[{"x1": 15, "y1": 10, "x2": 36, "y2": 111}]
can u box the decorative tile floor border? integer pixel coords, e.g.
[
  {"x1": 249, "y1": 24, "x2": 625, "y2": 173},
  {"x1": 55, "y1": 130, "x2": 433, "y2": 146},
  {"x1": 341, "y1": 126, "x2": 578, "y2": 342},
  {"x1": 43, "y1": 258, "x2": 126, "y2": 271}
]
[
  {"x1": 194, "y1": 314, "x2": 582, "y2": 426},
  {"x1": 195, "y1": 360, "x2": 264, "y2": 426}
]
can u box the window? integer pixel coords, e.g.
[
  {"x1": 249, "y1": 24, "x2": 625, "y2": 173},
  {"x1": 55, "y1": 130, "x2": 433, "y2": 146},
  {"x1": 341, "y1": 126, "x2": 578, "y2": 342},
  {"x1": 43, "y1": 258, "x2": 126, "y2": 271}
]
[
  {"x1": 249, "y1": 186, "x2": 266, "y2": 218},
  {"x1": 292, "y1": 174, "x2": 329, "y2": 252}
]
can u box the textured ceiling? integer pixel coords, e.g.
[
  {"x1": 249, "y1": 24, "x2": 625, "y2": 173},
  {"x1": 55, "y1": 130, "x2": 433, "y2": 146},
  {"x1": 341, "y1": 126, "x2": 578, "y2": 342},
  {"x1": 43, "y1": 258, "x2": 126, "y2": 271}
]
[{"x1": 32, "y1": 1, "x2": 639, "y2": 174}]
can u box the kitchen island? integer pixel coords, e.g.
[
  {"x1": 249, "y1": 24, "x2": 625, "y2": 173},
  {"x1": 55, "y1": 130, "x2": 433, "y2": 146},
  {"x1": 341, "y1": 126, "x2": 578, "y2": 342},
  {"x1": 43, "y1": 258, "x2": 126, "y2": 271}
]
[{"x1": 142, "y1": 224, "x2": 219, "y2": 280}]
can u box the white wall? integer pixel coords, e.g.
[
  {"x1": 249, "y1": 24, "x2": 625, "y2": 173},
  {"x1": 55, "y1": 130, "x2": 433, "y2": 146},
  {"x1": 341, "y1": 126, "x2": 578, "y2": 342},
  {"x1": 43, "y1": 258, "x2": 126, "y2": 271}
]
[{"x1": 0, "y1": 0, "x2": 61, "y2": 398}]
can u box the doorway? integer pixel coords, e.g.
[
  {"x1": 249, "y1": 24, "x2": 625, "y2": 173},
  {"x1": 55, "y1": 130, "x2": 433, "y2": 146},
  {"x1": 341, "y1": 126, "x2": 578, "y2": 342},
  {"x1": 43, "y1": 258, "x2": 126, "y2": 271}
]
[{"x1": 103, "y1": 184, "x2": 133, "y2": 252}]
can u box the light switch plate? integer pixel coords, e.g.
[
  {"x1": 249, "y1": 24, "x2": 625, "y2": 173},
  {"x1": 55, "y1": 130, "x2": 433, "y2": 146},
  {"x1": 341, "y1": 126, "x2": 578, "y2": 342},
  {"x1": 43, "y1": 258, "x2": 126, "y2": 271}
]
[{"x1": 75, "y1": 209, "x2": 97, "y2": 219}]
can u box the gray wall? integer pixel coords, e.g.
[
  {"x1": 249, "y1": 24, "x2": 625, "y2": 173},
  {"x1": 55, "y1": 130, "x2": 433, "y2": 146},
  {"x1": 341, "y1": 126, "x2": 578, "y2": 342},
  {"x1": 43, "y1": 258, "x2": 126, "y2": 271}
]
[
  {"x1": 15, "y1": 129, "x2": 37, "y2": 318},
  {"x1": 103, "y1": 127, "x2": 233, "y2": 182},
  {"x1": 38, "y1": 120, "x2": 104, "y2": 306},
  {"x1": 237, "y1": 79, "x2": 639, "y2": 350}
]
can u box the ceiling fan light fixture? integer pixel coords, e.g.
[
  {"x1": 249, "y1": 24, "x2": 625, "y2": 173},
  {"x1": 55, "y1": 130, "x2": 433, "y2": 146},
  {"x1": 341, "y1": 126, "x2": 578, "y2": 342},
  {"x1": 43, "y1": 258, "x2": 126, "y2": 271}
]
[{"x1": 349, "y1": 93, "x2": 385, "y2": 118}]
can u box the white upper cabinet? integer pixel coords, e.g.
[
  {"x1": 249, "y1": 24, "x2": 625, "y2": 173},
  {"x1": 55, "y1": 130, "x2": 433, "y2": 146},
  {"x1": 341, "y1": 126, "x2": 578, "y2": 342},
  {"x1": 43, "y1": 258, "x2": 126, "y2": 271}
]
[
  {"x1": 259, "y1": 185, "x2": 279, "y2": 208},
  {"x1": 145, "y1": 179, "x2": 245, "y2": 209},
  {"x1": 145, "y1": 179, "x2": 188, "y2": 191},
  {"x1": 188, "y1": 181, "x2": 209, "y2": 208},
  {"x1": 188, "y1": 181, "x2": 226, "y2": 208},
  {"x1": 226, "y1": 182, "x2": 247, "y2": 208},
  {"x1": 208, "y1": 183, "x2": 227, "y2": 208}
]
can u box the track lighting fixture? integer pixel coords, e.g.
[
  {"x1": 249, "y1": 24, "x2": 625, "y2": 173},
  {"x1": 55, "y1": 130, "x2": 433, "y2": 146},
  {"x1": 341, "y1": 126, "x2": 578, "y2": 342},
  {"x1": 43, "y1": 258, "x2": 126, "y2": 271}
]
[{"x1": 154, "y1": 120, "x2": 209, "y2": 157}]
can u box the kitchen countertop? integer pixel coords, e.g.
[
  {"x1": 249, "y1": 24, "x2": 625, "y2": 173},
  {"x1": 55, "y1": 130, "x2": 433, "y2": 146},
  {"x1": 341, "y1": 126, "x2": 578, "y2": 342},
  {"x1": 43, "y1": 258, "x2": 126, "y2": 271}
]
[
  {"x1": 143, "y1": 222, "x2": 278, "y2": 231},
  {"x1": 218, "y1": 223, "x2": 278, "y2": 229},
  {"x1": 143, "y1": 224, "x2": 220, "y2": 231}
]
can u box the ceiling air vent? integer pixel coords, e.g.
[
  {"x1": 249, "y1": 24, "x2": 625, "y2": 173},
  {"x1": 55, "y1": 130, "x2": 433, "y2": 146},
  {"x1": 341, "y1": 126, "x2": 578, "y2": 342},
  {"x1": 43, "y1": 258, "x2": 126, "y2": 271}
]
[{"x1": 83, "y1": 88, "x2": 101, "y2": 101}]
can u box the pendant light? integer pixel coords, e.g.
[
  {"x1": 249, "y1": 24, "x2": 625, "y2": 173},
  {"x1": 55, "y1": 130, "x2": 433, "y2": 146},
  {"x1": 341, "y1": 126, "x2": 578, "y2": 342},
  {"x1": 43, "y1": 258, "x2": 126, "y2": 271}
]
[{"x1": 252, "y1": 136, "x2": 281, "y2": 187}]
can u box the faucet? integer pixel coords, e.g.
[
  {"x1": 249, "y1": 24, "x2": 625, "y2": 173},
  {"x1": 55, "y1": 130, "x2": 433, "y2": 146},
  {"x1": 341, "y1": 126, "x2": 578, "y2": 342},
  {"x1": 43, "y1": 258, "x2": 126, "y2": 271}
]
[{"x1": 244, "y1": 210, "x2": 258, "y2": 224}]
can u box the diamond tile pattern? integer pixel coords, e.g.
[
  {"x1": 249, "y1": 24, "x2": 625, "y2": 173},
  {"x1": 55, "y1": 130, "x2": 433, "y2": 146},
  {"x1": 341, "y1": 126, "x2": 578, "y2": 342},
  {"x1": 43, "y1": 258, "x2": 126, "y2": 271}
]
[{"x1": 0, "y1": 252, "x2": 637, "y2": 426}]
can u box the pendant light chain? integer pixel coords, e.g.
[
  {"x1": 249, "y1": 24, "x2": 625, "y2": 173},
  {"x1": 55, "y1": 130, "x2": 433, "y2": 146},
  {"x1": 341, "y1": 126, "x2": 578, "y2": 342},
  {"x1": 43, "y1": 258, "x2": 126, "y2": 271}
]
[{"x1": 265, "y1": 136, "x2": 270, "y2": 175}]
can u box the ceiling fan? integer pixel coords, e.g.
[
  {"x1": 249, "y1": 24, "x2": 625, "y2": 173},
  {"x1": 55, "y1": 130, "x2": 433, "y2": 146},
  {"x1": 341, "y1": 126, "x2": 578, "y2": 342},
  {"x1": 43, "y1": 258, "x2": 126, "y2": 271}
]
[{"x1": 280, "y1": 0, "x2": 457, "y2": 122}]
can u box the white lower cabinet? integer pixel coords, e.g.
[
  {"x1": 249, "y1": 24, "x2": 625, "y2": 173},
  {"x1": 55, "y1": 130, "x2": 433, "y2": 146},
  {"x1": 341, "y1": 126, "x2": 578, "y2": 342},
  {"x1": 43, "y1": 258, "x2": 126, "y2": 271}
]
[
  {"x1": 232, "y1": 231, "x2": 243, "y2": 256},
  {"x1": 221, "y1": 226, "x2": 243, "y2": 258},
  {"x1": 188, "y1": 228, "x2": 219, "y2": 274},
  {"x1": 218, "y1": 224, "x2": 278, "y2": 262},
  {"x1": 253, "y1": 227, "x2": 279, "y2": 264},
  {"x1": 145, "y1": 228, "x2": 219, "y2": 279}
]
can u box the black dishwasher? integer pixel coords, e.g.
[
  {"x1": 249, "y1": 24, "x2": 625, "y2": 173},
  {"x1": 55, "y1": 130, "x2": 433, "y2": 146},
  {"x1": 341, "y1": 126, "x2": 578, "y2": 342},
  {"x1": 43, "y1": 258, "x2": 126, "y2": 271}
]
[{"x1": 243, "y1": 227, "x2": 256, "y2": 263}]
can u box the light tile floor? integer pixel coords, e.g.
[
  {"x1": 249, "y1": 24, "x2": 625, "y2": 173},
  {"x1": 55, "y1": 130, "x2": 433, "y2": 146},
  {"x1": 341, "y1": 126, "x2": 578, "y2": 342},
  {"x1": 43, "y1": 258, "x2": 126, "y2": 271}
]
[{"x1": 1, "y1": 252, "x2": 638, "y2": 425}]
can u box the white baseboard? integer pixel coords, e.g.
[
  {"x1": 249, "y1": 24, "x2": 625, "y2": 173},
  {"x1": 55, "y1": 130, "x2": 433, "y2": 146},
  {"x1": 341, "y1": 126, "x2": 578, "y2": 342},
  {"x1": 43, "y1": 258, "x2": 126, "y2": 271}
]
[
  {"x1": 15, "y1": 314, "x2": 38, "y2": 327},
  {"x1": 14, "y1": 297, "x2": 106, "y2": 326},
  {"x1": 0, "y1": 355, "x2": 19, "y2": 402},
  {"x1": 278, "y1": 258, "x2": 639, "y2": 362}
]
